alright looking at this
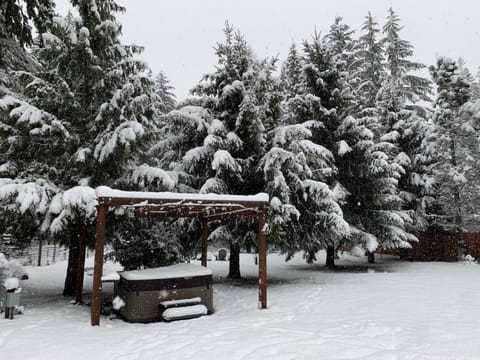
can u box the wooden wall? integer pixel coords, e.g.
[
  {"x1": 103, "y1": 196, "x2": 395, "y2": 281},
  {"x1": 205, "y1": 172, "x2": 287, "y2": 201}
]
[
  {"x1": 406, "y1": 233, "x2": 480, "y2": 262},
  {"x1": 369, "y1": 233, "x2": 480, "y2": 262}
]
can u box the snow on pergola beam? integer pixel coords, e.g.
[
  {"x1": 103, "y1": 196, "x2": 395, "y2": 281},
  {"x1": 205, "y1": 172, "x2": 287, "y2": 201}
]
[
  {"x1": 97, "y1": 186, "x2": 268, "y2": 205},
  {"x1": 90, "y1": 186, "x2": 269, "y2": 326}
]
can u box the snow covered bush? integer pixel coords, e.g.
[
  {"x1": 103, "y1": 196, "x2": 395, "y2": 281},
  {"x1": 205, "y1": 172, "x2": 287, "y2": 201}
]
[
  {"x1": 0, "y1": 253, "x2": 25, "y2": 280},
  {"x1": 464, "y1": 254, "x2": 476, "y2": 265}
]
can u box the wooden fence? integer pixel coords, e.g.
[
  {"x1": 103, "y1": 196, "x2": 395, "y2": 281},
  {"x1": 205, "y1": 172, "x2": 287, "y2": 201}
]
[
  {"x1": 407, "y1": 233, "x2": 458, "y2": 261},
  {"x1": 466, "y1": 233, "x2": 480, "y2": 259},
  {"x1": 395, "y1": 233, "x2": 480, "y2": 262},
  {"x1": 0, "y1": 240, "x2": 94, "y2": 266}
]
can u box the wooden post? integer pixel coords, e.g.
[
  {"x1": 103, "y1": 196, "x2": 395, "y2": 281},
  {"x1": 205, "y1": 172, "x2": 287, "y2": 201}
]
[
  {"x1": 201, "y1": 219, "x2": 208, "y2": 267},
  {"x1": 45, "y1": 242, "x2": 49, "y2": 265},
  {"x1": 91, "y1": 205, "x2": 107, "y2": 326},
  {"x1": 75, "y1": 221, "x2": 88, "y2": 304},
  {"x1": 37, "y1": 238, "x2": 42, "y2": 266},
  {"x1": 258, "y1": 212, "x2": 267, "y2": 309}
]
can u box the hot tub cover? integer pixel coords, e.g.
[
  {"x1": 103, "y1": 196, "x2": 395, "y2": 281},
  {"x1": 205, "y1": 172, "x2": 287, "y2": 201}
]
[{"x1": 119, "y1": 263, "x2": 212, "y2": 281}]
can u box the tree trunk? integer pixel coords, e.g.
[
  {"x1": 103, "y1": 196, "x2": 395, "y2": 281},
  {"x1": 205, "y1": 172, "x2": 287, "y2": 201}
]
[
  {"x1": 37, "y1": 238, "x2": 43, "y2": 266},
  {"x1": 367, "y1": 251, "x2": 375, "y2": 263},
  {"x1": 63, "y1": 234, "x2": 80, "y2": 297},
  {"x1": 326, "y1": 245, "x2": 335, "y2": 268},
  {"x1": 228, "y1": 242, "x2": 241, "y2": 279},
  {"x1": 75, "y1": 222, "x2": 88, "y2": 304}
]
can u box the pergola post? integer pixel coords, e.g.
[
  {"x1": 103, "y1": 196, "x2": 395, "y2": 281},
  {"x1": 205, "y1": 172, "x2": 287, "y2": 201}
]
[
  {"x1": 201, "y1": 219, "x2": 208, "y2": 267},
  {"x1": 75, "y1": 221, "x2": 88, "y2": 304},
  {"x1": 91, "y1": 205, "x2": 107, "y2": 326},
  {"x1": 258, "y1": 212, "x2": 267, "y2": 309}
]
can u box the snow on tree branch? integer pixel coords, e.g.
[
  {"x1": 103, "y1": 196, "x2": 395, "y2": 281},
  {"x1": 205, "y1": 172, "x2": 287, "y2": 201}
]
[{"x1": 47, "y1": 186, "x2": 97, "y2": 233}]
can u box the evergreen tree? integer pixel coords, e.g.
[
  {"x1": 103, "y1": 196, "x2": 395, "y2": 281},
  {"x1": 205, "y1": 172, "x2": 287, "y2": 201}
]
[
  {"x1": 172, "y1": 24, "x2": 282, "y2": 278},
  {"x1": 329, "y1": 17, "x2": 415, "y2": 261},
  {"x1": 280, "y1": 43, "x2": 302, "y2": 99},
  {"x1": 0, "y1": 0, "x2": 58, "y2": 251},
  {"x1": 271, "y1": 18, "x2": 417, "y2": 267},
  {"x1": 0, "y1": 0, "x2": 54, "y2": 48},
  {"x1": 109, "y1": 218, "x2": 180, "y2": 270},
  {"x1": 141, "y1": 103, "x2": 213, "y2": 263},
  {"x1": 154, "y1": 71, "x2": 176, "y2": 114},
  {"x1": 326, "y1": 17, "x2": 359, "y2": 115},
  {"x1": 353, "y1": 12, "x2": 384, "y2": 108},
  {"x1": 382, "y1": 8, "x2": 430, "y2": 100},
  {"x1": 267, "y1": 31, "x2": 350, "y2": 267},
  {"x1": 0, "y1": 0, "x2": 55, "y2": 71},
  {"x1": 336, "y1": 114, "x2": 416, "y2": 260},
  {"x1": 429, "y1": 57, "x2": 476, "y2": 258},
  {"x1": 1, "y1": 1, "x2": 166, "y2": 294},
  {"x1": 375, "y1": 8, "x2": 433, "y2": 251}
]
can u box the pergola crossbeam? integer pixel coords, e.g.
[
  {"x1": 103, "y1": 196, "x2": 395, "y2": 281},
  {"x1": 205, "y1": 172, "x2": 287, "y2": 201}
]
[{"x1": 203, "y1": 209, "x2": 265, "y2": 221}]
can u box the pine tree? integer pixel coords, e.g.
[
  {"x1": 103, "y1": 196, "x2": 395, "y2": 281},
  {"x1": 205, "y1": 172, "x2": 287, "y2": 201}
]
[
  {"x1": 0, "y1": 0, "x2": 54, "y2": 71},
  {"x1": 1, "y1": 0, "x2": 166, "y2": 294},
  {"x1": 63, "y1": 0, "x2": 164, "y2": 291},
  {"x1": 329, "y1": 17, "x2": 416, "y2": 261},
  {"x1": 0, "y1": 0, "x2": 54, "y2": 48},
  {"x1": 336, "y1": 114, "x2": 417, "y2": 259},
  {"x1": 353, "y1": 12, "x2": 384, "y2": 108},
  {"x1": 154, "y1": 71, "x2": 176, "y2": 114},
  {"x1": 429, "y1": 57, "x2": 475, "y2": 258},
  {"x1": 173, "y1": 24, "x2": 282, "y2": 278},
  {"x1": 374, "y1": 8, "x2": 433, "y2": 253},
  {"x1": 271, "y1": 18, "x2": 418, "y2": 267},
  {"x1": 382, "y1": 8, "x2": 430, "y2": 100},
  {"x1": 280, "y1": 43, "x2": 302, "y2": 99},
  {"x1": 0, "y1": 0, "x2": 58, "y2": 250},
  {"x1": 267, "y1": 31, "x2": 351, "y2": 267}
]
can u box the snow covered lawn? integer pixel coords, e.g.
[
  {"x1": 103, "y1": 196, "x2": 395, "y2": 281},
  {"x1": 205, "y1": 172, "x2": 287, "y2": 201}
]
[{"x1": 2, "y1": 253, "x2": 480, "y2": 359}]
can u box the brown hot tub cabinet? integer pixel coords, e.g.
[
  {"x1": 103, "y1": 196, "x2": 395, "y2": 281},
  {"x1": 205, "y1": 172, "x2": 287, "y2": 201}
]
[{"x1": 115, "y1": 263, "x2": 213, "y2": 322}]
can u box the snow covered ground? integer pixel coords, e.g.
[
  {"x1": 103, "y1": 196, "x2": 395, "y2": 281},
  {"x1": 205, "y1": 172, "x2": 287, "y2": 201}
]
[{"x1": 2, "y1": 253, "x2": 480, "y2": 359}]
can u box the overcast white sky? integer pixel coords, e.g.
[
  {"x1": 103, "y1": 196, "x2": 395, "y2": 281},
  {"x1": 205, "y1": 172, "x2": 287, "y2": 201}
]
[{"x1": 55, "y1": 0, "x2": 480, "y2": 100}]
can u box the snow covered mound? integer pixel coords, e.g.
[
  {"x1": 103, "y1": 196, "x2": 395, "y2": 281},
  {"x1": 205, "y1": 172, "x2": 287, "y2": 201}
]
[
  {"x1": 4, "y1": 277, "x2": 19, "y2": 290},
  {"x1": 112, "y1": 296, "x2": 125, "y2": 311},
  {"x1": 0, "y1": 253, "x2": 27, "y2": 279}
]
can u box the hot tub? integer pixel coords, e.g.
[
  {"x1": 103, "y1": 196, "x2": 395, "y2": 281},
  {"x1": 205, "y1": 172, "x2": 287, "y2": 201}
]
[{"x1": 115, "y1": 263, "x2": 213, "y2": 322}]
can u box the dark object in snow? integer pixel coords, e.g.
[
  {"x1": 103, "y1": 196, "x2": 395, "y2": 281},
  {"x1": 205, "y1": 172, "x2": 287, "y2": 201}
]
[
  {"x1": 217, "y1": 248, "x2": 228, "y2": 261},
  {"x1": 114, "y1": 264, "x2": 213, "y2": 323},
  {"x1": 19, "y1": 272, "x2": 28, "y2": 280}
]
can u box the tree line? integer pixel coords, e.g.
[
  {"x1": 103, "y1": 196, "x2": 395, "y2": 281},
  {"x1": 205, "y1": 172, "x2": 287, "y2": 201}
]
[{"x1": 1, "y1": 1, "x2": 480, "y2": 294}]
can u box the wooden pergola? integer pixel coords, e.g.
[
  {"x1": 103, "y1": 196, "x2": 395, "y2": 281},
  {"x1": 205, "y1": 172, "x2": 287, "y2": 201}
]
[{"x1": 88, "y1": 186, "x2": 269, "y2": 326}]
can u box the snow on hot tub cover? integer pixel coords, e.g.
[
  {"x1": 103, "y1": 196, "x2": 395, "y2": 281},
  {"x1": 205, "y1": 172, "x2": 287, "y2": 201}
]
[
  {"x1": 96, "y1": 186, "x2": 269, "y2": 203},
  {"x1": 119, "y1": 263, "x2": 213, "y2": 281}
]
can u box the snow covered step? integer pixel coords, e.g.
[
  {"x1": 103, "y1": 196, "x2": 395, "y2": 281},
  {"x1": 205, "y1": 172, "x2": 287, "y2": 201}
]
[
  {"x1": 162, "y1": 304, "x2": 208, "y2": 321},
  {"x1": 160, "y1": 297, "x2": 201, "y2": 309}
]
